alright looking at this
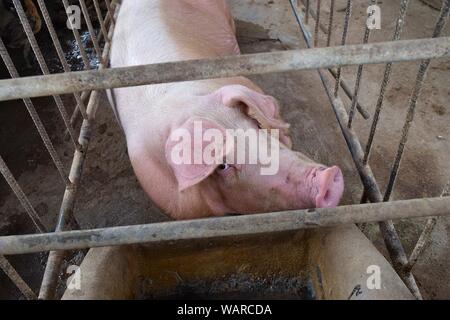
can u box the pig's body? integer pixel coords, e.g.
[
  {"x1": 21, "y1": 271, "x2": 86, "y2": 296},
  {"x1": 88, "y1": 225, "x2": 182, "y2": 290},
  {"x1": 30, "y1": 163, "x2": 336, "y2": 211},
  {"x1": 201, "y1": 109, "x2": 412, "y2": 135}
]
[{"x1": 110, "y1": 0, "x2": 344, "y2": 220}]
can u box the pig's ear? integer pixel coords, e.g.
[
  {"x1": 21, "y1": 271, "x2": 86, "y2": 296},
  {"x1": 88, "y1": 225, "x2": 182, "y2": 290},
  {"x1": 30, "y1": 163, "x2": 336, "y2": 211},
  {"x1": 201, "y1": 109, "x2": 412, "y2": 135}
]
[
  {"x1": 215, "y1": 85, "x2": 293, "y2": 148},
  {"x1": 165, "y1": 118, "x2": 226, "y2": 191}
]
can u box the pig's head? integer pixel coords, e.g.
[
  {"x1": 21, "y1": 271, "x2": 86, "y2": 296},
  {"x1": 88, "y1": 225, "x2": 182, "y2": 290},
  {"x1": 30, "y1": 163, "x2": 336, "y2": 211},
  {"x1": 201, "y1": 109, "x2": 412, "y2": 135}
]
[{"x1": 163, "y1": 85, "x2": 344, "y2": 218}]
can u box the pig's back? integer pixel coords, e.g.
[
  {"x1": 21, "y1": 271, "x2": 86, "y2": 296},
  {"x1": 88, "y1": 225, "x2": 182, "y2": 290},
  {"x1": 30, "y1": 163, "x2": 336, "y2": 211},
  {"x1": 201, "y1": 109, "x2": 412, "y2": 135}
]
[{"x1": 111, "y1": 0, "x2": 239, "y2": 68}]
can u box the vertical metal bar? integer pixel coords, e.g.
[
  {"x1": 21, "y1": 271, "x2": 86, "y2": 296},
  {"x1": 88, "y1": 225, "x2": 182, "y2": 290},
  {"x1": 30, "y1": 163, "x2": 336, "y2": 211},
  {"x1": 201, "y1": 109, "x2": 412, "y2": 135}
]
[
  {"x1": 0, "y1": 38, "x2": 70, "y2": 186},
  {"x1": 0, "y1": 255, "x2": 36, "y2": 300},
  {"x1": 326, "y1": 0, "x2": 335, "y2": 47},
  {"x1": 290, "y1": 0, "x2": 369, "y2": 119},
  {"x1": 35, "y1": 0, "x2": 88, "y2": 120},
  {"x1": 364, "y1": 0, "x2": 410, "y2": 164},
  {"x1": 38, "y1": 4, "x2": 120, "y2": 299},
  {"x1": 93, "y1": 0, "x2": 109, "y2": 43},
  {"x1": 0, "y1": 155, "x2": 46, "y2": 233},
  {"x1": 105, "y1": 0, "x2": 116, "y2": 25},
  {"x1": 404, "y1": 182, "x2": 450, "y2": 273},
  {"x1": 314, "y1": 0, "x2": 321, "y2": 47},
  {"x1": 79, "y1": 0, "x2": 102, "y2": 60},
  {"x1": 12, "y1": 0, "x2": 79, "y2": 150},
  {"x1": 347, "y1": 0, "x2": 376, "y2": 128},
  {"x1": 383, "y1": 0, "x2": 449, "y2": 202},
  {"x1": 334, "y1": 0, "x2": 352, "y2": 97}
]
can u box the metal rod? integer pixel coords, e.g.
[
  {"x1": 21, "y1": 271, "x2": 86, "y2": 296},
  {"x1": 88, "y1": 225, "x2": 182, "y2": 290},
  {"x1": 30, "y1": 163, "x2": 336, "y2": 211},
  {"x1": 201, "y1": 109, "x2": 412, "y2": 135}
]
[
  {"x1": 404, "y1": 182, "x2": 450, "y2": 272},
  {"x1": 0, "y1": 155, "x2": 46, "y2": 233},
  {"x1": 328, "y1": 67, "x2": 370, "y2": 119},
  {"x1": 289, "y1": 0, "x2": 370, "y2": 119},
  {"x1": 300, "y1": 0, "x2": 328, "y2": 34},
  {"x1": 1, "y1": 196, "x2": 449, "y2": 256},
  {"x1": 364, "y1": 0, "x2": 410, "y2": 164},
  {"x1": 347, "y1": 0, "x2": 375, "y2": 128},
  {"x1": 79, "y1": 0, "x2": 102, "y2": 59},
  {"x1": 314, "y1": 0, "x2": 321, "y2": 47},
  {"x1": 383, "y1": 0, "x2": 450, "y2": 202},
  {"x1": 326, "y1": 0, "x2": 335, "y2": 47},
  {"x1": 38, "y1": 4, "x2": 119, "y2": 299},
  {"x1": 334, "y1": 0, "x2": 352, "y2": 97},
  {"x1": 0, "y1": 38, "x2": 70, "y2": 186},
  {"x1": 36, "y1": 0, "x2": 88, "y2": 120},
  {"x1": 93, "y1": 0, "x2": 109, "y2": 43},
  {"x1": 105, "y1": 0, "x2": 116, "y2": 25},
  {"x1": 12, "y1": 0, "x2": 79, "y2": 149},
  {"x1": 1, "y1": 37, "x2": 449, "y2": 102},
  {"x1": 0, "y1": 255, "x2": 36, "y2": 299}
]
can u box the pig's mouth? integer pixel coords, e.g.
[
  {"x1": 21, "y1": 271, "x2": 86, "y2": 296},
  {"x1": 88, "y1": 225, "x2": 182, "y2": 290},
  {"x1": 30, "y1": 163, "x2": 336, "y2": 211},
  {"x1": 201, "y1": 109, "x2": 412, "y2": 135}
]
[{"x1": 305, "y1": 166, "x2": 344, "y2": 208}]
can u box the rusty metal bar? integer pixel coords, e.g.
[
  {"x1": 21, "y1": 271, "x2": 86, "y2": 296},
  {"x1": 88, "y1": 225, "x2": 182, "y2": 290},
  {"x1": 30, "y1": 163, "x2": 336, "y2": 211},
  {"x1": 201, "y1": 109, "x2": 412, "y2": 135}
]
[
  {"x1": 105, "y1": 0, "x2": 116, "y2": 25},
  {"x1": 36, "y1": 0, "x2": 88, "y2": 120},
  {"x1": 404, "y1": 182, "x2": 450, "y2": 273},
  {"x1": 12, "y1": 0, "x2": 79, "y2": 149},
  {"x1": 298, "y1": 0, "x2": 368, "y2": 118},
  {"x1": 0, "y1": 196, "x2": 449, "y2": 256},
  {"x1": 383, "y1": 0, "x2": 450, "y2": 202},
  {"x1": 288, "y1": 2, "x2": 422, "y2": 299},
  {"x1": 0, "y1": 255, "x2": 36, "y2": 299},
  {"x1": 300, "y1": 0, "x2": 328, "y2": 34},
  {"x1": 0, "y1": 38, "x2": 70, "y2": 186},
  {"x1": 1, "y1": 36, "x2": 449, "y2": 102},
  {"x1": 93, "y1": 0, "x2": 109, "y2": 43},
  {"x1": 0, "y1": 155, "x2": 46, "y2": 233},
  {"x1": 314, "y1": 0, "x2": 321, "y2": 46},
  {"x1": 364, "y1": 0, "x2": 410, "y2": 164},
  {"x1": 294, "y1": 1, "x2": 372, "y2": 119},
  {"x1": 79, "y1": 0, "x2": 102, "y2": 59},
  {"x1": 326, "y1": 0, "x2": 335, "y2": 47},
  {"x1": 334, "y1": 0, "x2": 352, "y2": 97},
  {"x1": 347, "y1": 0, "x2": 376, "y2": 128},
  {"x1": 38, "y1": 4, "x2": 120, "y2": 299}
]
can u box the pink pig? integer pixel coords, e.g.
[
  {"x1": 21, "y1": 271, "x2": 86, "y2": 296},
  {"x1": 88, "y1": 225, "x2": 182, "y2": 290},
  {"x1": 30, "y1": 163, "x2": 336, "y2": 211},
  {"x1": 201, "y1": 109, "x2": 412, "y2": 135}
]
[{"x1": 109, "y1": 0, "x2": 344, "y2": 220}]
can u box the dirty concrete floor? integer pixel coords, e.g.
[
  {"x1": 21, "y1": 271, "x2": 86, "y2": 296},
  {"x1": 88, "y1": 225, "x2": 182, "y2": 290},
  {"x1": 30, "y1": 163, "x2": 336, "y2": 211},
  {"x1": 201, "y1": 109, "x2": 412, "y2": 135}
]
[{"x1": 0, "y1": 0, "x2": 449, "y2": 299}]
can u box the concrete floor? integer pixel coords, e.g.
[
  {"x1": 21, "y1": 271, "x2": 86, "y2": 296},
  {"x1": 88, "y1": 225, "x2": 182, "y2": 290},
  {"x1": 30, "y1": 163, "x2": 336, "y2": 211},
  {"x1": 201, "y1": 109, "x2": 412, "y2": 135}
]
[{"x1": 0, "y1": 0, "x2": 449, "y2": 299}]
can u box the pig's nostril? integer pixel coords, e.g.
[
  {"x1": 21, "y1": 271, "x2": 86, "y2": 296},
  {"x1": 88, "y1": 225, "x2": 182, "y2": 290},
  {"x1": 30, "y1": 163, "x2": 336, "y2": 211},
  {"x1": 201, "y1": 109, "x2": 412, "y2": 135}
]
[{"x1": 314, "y1": 166, "x2": 344, "y2": 208}]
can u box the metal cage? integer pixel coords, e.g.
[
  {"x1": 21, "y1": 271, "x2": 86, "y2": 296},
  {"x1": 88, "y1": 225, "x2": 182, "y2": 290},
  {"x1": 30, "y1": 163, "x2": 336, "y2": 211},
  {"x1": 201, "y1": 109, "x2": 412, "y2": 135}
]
[{"x1": 0, "y1": 0, "x2": 449, "y2": 300}]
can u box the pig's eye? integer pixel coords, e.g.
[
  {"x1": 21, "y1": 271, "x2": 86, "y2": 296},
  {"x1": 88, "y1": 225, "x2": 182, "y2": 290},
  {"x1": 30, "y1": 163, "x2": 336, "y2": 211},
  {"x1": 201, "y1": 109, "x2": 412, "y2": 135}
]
[{"x1": 216, "y1": 163, "x2": 232, "y2": 174}]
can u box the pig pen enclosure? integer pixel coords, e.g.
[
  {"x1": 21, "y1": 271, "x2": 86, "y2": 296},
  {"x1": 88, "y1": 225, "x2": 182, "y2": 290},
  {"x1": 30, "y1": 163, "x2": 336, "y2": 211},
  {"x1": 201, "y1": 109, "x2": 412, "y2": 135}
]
[{"x1": 0, "y1": 0, "x2": 450, "y2": 299}]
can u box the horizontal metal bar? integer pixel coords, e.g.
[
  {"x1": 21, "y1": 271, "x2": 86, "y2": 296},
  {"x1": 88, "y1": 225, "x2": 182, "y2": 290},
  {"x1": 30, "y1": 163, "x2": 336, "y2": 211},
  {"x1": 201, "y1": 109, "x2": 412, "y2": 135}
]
[
  {"x1": 0, "y1": 37, "x2": 449, "y2": 102},
  {"x1": 0, "y1": 196, "x2": 449, "y2": 256}
]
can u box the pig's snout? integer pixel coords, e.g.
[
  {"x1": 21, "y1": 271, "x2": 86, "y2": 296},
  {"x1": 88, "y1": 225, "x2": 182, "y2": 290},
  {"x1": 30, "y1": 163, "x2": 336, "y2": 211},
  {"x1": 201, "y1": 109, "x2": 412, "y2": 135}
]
[{"x1": 314, "y1": 166, "x2": 344, "y2": 208}]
